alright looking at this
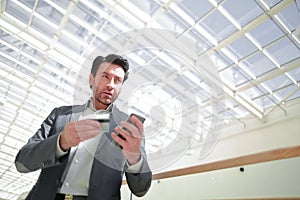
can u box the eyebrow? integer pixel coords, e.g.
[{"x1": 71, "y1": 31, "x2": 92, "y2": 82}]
[{"x1": 102, "y1": 72, "x2": 122, "y2": 80}]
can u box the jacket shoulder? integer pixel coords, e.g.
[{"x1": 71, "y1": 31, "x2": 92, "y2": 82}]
[{"x1": 54, "y1": 104, "x2": 85, "y2": 115}]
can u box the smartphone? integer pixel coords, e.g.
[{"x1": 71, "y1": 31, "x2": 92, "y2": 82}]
[
  {"x1": 117, "y1": 113, "x2": 145, "y2": 140},
  {"x1": 127, "y1": 113, "x2": 146, "y2": 124}
]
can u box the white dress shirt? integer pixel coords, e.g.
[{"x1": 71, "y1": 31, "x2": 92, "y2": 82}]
[{"x1": 56, "y1": 100, "x2": 143, "y2": 195}]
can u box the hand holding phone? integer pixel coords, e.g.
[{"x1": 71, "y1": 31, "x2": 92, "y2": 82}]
[
  {"x1": 115, "y1": 113, "x2": 145, "y2": 149},
  {"x1": 112, "y1": 114, "x2": 146, "y2": 163},
  {"x1": 118, "y1": 113, "x2": 145, "y2": 140},
  {"x1": 127, "y1": 113, "x2": 145, "y2": 125}
]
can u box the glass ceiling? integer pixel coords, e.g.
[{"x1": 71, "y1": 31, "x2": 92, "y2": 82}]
[{"x1": 0, "y1": 0, "x2": 300, "y2": 199}]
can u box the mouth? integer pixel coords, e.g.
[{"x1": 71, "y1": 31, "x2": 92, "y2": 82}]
[{"x1": 102, "y1": 91, "x2": 113, "y2": 98}]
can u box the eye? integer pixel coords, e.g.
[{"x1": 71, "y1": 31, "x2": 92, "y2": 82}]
[
  {"x1": 102, "y1": 74, "x2": 110, "y2": 79},
  {"x1": 115, "y1": 78, "x2": 122, "y2": 84}
]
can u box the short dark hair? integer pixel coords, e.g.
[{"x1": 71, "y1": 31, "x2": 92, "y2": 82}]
[{"x1": 91, "y1": 54, "x2": 129, "y2": 82}]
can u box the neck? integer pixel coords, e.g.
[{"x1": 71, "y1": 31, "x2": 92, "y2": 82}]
[{"x1": 92, "y1": 99, "x2": 109, "y2": 110}]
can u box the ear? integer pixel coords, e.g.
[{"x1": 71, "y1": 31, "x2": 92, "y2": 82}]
[{"x1": 89, "y1": 73, "x2": 94, "y2": 88}]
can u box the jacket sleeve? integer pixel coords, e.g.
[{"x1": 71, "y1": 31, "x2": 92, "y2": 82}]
[
  {"x1": 124, "y1": 134, "x2": 152, "y2": 197},
  {"x1": 15, "y1": 107, "x2": 68, "y2": 173},
  {"x1": 125, "y1": 156, "x2": 152, "y2": 197}
]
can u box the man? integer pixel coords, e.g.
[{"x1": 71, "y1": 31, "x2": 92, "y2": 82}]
[{"x1": 15, "y1": 54, "x2": 152, "y2": 200}]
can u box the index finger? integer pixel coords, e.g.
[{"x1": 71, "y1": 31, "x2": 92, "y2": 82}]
[{"x1": 130, "y1": 115, "x2": 144, "y2": 137}]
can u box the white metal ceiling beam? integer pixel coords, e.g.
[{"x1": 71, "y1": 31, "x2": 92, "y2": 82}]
[
  {"x1": 0, "y1": 0, "x2": 6, "y2": 13},
  {"x1": 236, "y1": 57, "x2": 300, "y2": 92},
  {"x1": 47, "y1": 0, "x2": 79, "y2": 51},
  {"x1": 206, "y1": 0, "x2": 295, "y2": 55},
  {"x1": 265, "y1": 85, "x2": 300, "y2": 116},
  {"x1": 129, "y1": 0, "x2": 265, "y2": 119}
]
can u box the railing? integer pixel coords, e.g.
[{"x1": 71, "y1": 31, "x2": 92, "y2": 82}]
[
  {"x1": 123, "y1": 145, "x2": 300, "y2": 184},
  {"x1": 152, "y1": 145, "x2": 300, "y2": 180}
]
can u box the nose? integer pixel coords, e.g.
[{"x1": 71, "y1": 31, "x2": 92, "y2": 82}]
[{"x1": 106, "y1": 78, "x2": 116, "y2": 89}]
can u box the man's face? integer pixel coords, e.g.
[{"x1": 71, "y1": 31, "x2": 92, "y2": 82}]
[{"x1": 89, "y1": 62, "x2": 125, "y2": 109}]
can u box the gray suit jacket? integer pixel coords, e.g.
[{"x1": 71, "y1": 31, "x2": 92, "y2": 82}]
[{"x1": 15, "y1": 104, "x2": 152, "y2": 200}]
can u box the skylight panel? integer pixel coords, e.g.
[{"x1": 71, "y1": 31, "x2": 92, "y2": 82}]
[
  {"x1": 289, "y1": 67, "x2": 300, "y2": 83},
  {"x1": 154, "y1": 9, "x2": 187, "y2": 33},
  {"x1": 232, "y1": 106, "x2": 249, "y2": 119},
  {"x1": 127, "y1": 52, "x2": 146, "y2": 66},
  {"x1": 26, "y1": 91, "x2": 47, "y2": 106},
  {"x1": 60, "y1": 30, "x2": 89, "y2": 51},
  {"x1": 220, "y1": 46, "x2": 239, "y2": 64},
  {"x1": 200, "y1": 9, "x2": 237, "y2": 42},
  {"x1": 69, "y1": 15, "x2": 98, "y2": 36},
  {"x1": 18, "y1": 0, "x2": 36, "y2": 9},
  {"x1": 183, "y1": 70, "x2": 203, "y2": 85},
  {"x1": 78, "y1": 0, "x2": 110, "y2": 21},
  {"x1": 13, "y1": 66, "x2": 36, "y2": 84},
  {"x1": 0, "y1": 44, "x2": 19, "y2": 59},
  {"x1": 190, "y1": 85, "x2": 211, "y2": 104},
  {"x1": 249, "y1": 19, "x2": 285, "y2": 47},
  {"x1": 222, "y1": 0, "x2": 264, "y2": 27},
  {"x1": 240, "y1": 84, "x2": 269, "y2": 101},
  {"x1": 226, "y1": 35, "x2": 258, "y2": 60},
  {"x1": 169, "y1": 3, "x2": 194, "y2": 26},
  {"x1": 0, "y1": 143, "x2": 17, "y2": 156},
  {"x1": 275, "y1": 2, "x2": 300, "y2": 32},
  {"x1": 6, "y1": 74, "x2": 30, "y2": 88},
  {"x1": 274, "y1": 84, "x2": 297, "y2": 99},
  {"x1": 114, "y1": 3, "x2": 145, "y2": 28},
  {"x1": 176, "y1": 0, "x2": 213, "y2": 21},
  {"x1": 0, "y1": 17, "x2": 21, "y2": 35},
  {"x1": 6, "y1": 90, "x2": 25, "y2": 103},
  {"x1": 185, "y1": 29, "x2": 213, "y2": 52},
  {"x1": 253, "y1": 93, "x2": 278, "y2": 110},
  {"x1": 19, "y1": 31, "x2": 48, "y2": 51},
  {"x1": 33, "y1": 13, "x2": 59, "y2": 30},
  {"x1": 6, "y1": 0, "x2": 31, "y2": 24},
  {"x1": 51, "y1": 0, "x2": 70, "y2": 10},
  {"x1": 219, "y1": 65, "x2": 253, "y2": 88},
  {"x1": 212, "y1": 52, "x2": 234, "y2": 72},
  {"x1": 260, "y1": 0, "x2": 282, "y2": 8},
  {"x1": 286, "y1": 87, "x2": 300, "y2": 101},
  {"x1": 160, "y1": 52, "x2": 183, "y2": 71},
  {"x1": 193, "y1": 24, "x2": 218, "y2": 46},
  {"x1": 19, "y1": 46, "x2": 43, "y2": 65},
  {"x1": 285, "y1": 72, "x2": 298, "y2": 85},
  {"x1": 265, "y1": 37, "x2": 300, "y2": 65},
  {"x1": 0, "y1": 30, "x2": 22, "y2": 49},
  {"x1": 48, "y1": 47, "x2": 77, "y2": 67},
  {"x1": 36, "y1": 0, "x2": 64, "y2": 25},
  {"x1": 109, "y1": 14, "x2": 132, "y2": 32},
  {"x1": 218, "y1": 5, "x2": 241, "y2": 30},
  {"x1": 3, "y1": 135, "x2": 25, "y2": 150},
  {"x1": 120, "y1": 0, "x2": 152, "y2": 24},
  {"x1": 13, "y1": 61, "x2": 38, "y2": 79},
  {"x1": 240, "y1": 52, "x2": 277, "y2": 77}
]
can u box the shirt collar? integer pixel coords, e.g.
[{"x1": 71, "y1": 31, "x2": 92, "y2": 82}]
[{"x1": 85, "y1": 98, "x2": 113, "y2": 114}]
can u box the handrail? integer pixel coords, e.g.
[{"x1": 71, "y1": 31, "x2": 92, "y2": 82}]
[
  {"x1": 152, "y1": 145, "x2": 300, "y2": 180},
  {"x1": 123, "y1": 145, "x2": 300, "y2": 184}
]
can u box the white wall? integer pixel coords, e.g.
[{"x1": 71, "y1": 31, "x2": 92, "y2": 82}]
[
  {"x1": 122, "y1": 156, "x2": 300, "y2": 199},
  {"x1": 165, "y1": 99, "x2": 300, "y2": 172},
  {"x1": 121, "y1": 99, "x2": 300, "y2": 199}
]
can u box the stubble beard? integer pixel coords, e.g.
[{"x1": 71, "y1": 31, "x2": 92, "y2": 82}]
[
  {"x1": 94, "y1": 91, "x2": 119, "y2": 110},
  {"x1": 93, "y1": 87, "x2": 120, "y2": 109},
  {"x1": 94, "y1": 93, "x2": 111, "y2": 109}
]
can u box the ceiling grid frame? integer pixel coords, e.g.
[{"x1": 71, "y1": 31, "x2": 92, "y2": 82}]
[{"x1": 0, "y1": 0, "x2": 300, "y2": 198}]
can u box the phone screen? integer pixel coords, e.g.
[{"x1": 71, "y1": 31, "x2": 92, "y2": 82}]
[
  {"x1": 127, "y1": 113, "x2": 145, "y2": 124},
  {"x1": 117, "y1": 113, "x2": 145, "y2": 141}
]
